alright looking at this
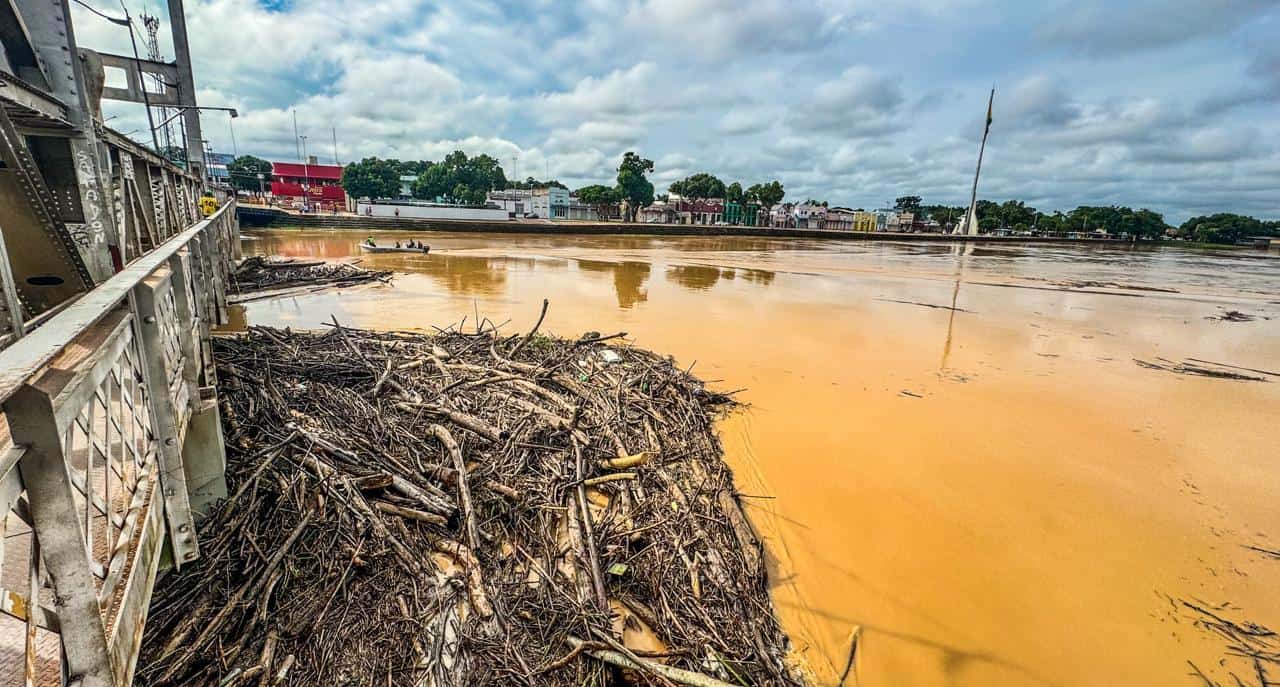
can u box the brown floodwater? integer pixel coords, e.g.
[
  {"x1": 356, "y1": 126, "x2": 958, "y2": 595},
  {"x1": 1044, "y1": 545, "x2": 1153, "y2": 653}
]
[{"x1": 233, "y1": 229, "x2": 1280, "y2": 687}]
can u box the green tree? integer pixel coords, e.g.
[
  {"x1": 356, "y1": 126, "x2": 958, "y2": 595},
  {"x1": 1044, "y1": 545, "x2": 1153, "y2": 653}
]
[
  {"x1": 1179, "y1": 213, "x2": 1267, "y2": 244},
  {"x1": 975, "y1": 199, "x2": 1000, "y2": 224},
  {"x1": 669, "y1": 172, "x2": 726, "y2": 200},
  {"x1": 615, "y1": 152, "x2": 655, "y2": 222},
  {"x1": 997, "y1": 200, "x2": 1036, "y2": 230},
  {"x1": 396, "y1": 160, "x2": 432, "y2": 176},
  {"x1": 1057, "y1": 205, "x2": 1171, "y2": 238},
  {"x1": 508, "y1": 177, "x2": 568, "y2": 190},
  {"x1": 746, "y1": 181, "x2": 785, "y2": 211},
  {"x1": 725, "y1": 182, "x2": 744, "y2": 204},
  {"x1": 411, "y1": 151, "x2": 508, "y2": 205},
  {"x1": 894, "y1": 195, "x2": 922, "y2": 213},
  {"x1": 921, "y1": 204, "x2": 966, "y2": 226},
  {"x1": 340, "y1": 157, "x2": 400, "y2": 199},
  {"x1": 226, "y1": 155, "x2": 273, "y2": 193},
  {"x1": 1035, "y1": 211, "x2": 1066, "y2": 235},
  {"x1": 576, "y1": 184, "x2": 620, "y2": 220},
  {"x1": 1129, "y1": 208, "x2": 1170, "y2": 239},
  {"x1": 412, "y1": 163, "x2": 451, "y2": 202}
]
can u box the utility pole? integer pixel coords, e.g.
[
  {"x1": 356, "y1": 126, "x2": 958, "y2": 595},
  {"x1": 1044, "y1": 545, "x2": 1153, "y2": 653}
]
[
  {"x1": 168, "y1": 0, "x2": 206, "y2": 181},
  {"x1": 300, "y1": 135, "x2": 310, "y2": 208},
  {"x1": 201, "y1": 139, "x2": 212, "y2": 184},
  {"x1": 141, "y1": 14, "x2": 170, "y2": 153},
  {"x1": 293, "y1": 109, "x2": 301, "y2": 161},
  {"x1": 332, "y1": 127, "x2": 339, "y2": 165}
]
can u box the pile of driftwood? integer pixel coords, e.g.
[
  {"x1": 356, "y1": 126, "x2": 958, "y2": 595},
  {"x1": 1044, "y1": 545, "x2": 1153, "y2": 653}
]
[
  {"x1": 136, "y1": 307, "x2": 800, "y2": 686},
  {"x1": 231, "y1": 256, "x2": 391, "y2": 303}
]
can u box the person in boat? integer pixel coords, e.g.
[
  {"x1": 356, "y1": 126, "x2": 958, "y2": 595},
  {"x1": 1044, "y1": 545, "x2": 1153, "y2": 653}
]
[
  {"x1": 365, "y1": 236, "x2": 376, "y2": 247},
  {"x1": 395, "y1": 240, "x2": 401, "y2": 248}
]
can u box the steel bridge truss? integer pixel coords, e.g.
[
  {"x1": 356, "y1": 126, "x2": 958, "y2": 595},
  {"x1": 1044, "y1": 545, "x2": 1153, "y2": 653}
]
[
  {"x1": 0, "y1": 0, "x2": 208, "y2": 342},
  {"x1": 1, "y1": 2, "x2": 231, "y2": 684},
  {"x1": 1, "y1": 203, "x2": 237, "y2": 686}
]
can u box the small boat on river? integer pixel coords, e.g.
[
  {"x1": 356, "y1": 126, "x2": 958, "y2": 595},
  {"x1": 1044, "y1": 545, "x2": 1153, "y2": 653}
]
[{"x1": 358, "y1": 243, "x2": 430, "y2": 254}]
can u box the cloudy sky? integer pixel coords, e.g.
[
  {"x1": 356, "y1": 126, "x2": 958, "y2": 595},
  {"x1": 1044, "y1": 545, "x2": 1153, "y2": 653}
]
[{"x1": 74, "y1": 0, "x2": 1280, "y2": 222}]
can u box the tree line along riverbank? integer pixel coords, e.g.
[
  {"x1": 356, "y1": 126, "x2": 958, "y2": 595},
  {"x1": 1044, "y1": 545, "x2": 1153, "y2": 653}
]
[{"x1": 236, "y1": 205, "x2": 1144, "y2": 244}]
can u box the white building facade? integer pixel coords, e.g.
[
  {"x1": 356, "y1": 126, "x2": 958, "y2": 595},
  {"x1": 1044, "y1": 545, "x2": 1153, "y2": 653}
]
[
  {"x1": 486, "y1": 188, "x2": 570, "y2": 218},
  {"x1": 356, "y1": 200, "x2": 509, "y2": 221}
]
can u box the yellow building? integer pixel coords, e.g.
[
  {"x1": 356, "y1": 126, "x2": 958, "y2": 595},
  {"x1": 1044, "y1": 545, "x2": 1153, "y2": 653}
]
[{"x1": 853, "y1": 211, "x2": 878, "y2": 232}]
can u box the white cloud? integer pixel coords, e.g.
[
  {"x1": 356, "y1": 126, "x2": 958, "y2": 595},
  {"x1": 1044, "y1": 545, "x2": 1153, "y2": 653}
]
[
  {"x1": 621, "y1": 0, "x2": 856, "y2": 60},
  {"x1": 717, "y1": 108, "x2": 780, "y2": 136},
  {"x1": 1037, "y1": 0, "x2": 1274, "y2": 56},
  {"x1": 64, "y1": 0, "x2": 1280, "y2": 220},
  {"x1": 789, "y1": 66, "x2": 905, "y2": 137},
  {"x1": 547, "y1": 121, "x2": 645, "y2": 152},
  {"x1": 536, "y1": 63, "x2": 700, "y2": 125}
]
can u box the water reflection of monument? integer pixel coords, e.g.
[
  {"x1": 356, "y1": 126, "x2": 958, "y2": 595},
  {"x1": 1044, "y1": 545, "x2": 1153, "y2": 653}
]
[
  {"x1": 939, "y1": 242, "x2": 975, "y2": 371},
  {"x1": 577, "y1": 259, "x2": 651, "y2": 309}
]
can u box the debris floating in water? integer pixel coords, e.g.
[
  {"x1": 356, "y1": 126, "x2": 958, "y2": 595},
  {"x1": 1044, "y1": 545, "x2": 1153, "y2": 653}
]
[
  {"x1": 1206, "y1": 309, "x2": 1256, "y2": 322},
  {"x1": 136, "y1": 314, "x2": 801, "y2": 686},
  {"x1": 1133, "y1": 357, "x2": 1270, "y2": 382},
  {"x1": 1160, "y1": 593, "x2": 1279, "y2": 687},
  {"x1": 230, "y1": 256, "x2": 391, "y2": 303}
]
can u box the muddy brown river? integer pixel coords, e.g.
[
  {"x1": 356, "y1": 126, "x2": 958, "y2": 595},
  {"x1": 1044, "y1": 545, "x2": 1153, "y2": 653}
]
[{"x1": 234, "y1": 228, "x2": 1280, "y2": 687}]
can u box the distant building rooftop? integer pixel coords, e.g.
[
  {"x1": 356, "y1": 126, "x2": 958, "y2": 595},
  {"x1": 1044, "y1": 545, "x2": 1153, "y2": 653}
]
[{"x1": 272, "y1": 161, "x2": 342, "y2": 180}]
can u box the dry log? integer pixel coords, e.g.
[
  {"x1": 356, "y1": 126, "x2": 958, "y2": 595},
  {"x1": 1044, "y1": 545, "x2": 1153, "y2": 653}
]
[
  {"x1": 373, "y1": 500, "x2": 449, "y2": 527},
  {"x1": 428, "y1": 424, "x2": 480, "y2": 551},
  {"x1": 566, "y1": 636, "x2": 738, "y2": 687}
]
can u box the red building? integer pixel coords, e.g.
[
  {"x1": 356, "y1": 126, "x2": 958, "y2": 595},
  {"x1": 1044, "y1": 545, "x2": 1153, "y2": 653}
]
[{"x1": 270, "y1": 161, "x2": 347, "y2": 210}]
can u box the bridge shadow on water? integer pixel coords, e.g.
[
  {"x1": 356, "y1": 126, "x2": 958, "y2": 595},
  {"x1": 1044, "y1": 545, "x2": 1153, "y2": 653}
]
[{"x1": 776, "y1": 597, "x2": 1059, "y2": 687}]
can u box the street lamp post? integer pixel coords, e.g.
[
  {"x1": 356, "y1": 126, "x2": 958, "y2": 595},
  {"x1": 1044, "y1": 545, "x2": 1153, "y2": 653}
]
[{"x1": 300, "y1": 135, "x2": 311, "y2": 211}]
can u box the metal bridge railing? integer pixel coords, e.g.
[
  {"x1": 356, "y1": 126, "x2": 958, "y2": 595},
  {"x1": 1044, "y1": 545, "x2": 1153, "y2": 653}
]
[{"x1": 0, "y1": 201, "x2": 237, "y2": 687}]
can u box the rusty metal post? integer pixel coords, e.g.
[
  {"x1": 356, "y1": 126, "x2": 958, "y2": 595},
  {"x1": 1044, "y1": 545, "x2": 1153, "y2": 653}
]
[
  {"x1": 15, "y1": 0, "x2": 122, "y2": 280},
  {"x1": 166, "y1": 248, "x2": 226, "y2": 515},
  {"x1": 6, "y1": 385, "x2": 113, "y2": 687},
  {"x1": 166, "y1": 0, "x2": 205, "y2": 183},
  {"x1": 0, "y1": 224, "x2": 26, "y2": 341},
  {"x1": 129, "y1": 279, "x2": 200, "y2": 565}
]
